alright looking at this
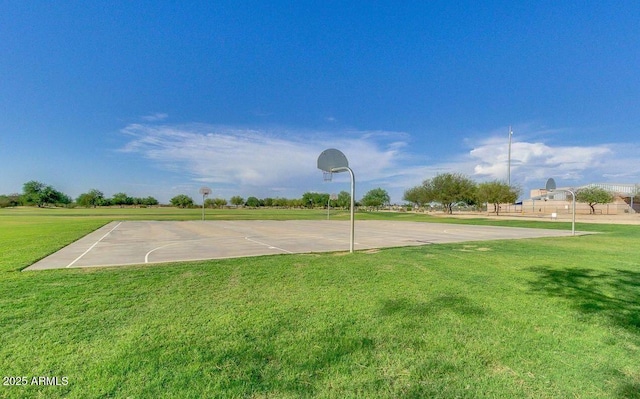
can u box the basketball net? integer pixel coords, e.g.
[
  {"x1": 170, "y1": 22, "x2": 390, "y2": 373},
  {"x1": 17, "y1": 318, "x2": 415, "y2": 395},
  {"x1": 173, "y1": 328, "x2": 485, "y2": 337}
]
[{"x1": 323, "y1": 171, "x2": 333, "y2": 182}]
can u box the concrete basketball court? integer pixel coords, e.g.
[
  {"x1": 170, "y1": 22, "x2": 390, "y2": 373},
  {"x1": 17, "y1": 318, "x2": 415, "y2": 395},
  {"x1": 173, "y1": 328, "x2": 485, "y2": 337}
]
[{"x1": 26, "y1": 220, "x2": 583, "y2": 270}]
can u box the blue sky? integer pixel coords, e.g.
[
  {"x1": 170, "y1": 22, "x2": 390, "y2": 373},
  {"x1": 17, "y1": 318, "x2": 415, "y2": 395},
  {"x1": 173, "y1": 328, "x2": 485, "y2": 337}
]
[{"x1": 2, "y1": 1, "x2": 639, "y2": 204}]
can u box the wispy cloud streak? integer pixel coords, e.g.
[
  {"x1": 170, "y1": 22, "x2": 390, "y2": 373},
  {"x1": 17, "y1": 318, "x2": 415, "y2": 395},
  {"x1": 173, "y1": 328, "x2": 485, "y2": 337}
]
[{"x1": 140, "y1": 113, "x2": 169, "y2": 122}]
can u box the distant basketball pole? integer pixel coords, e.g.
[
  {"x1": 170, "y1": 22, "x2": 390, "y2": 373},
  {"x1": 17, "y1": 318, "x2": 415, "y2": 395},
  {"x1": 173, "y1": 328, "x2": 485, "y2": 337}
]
[
  {"x1": 546, "y1": 178, "x2": 575, "y2": 236},
  {"x1": 199, "y1": 187, "x2": 211, "y2": 221},
  {"x1": 318, "y1": 149, "x2": 355, "y2": 253}
]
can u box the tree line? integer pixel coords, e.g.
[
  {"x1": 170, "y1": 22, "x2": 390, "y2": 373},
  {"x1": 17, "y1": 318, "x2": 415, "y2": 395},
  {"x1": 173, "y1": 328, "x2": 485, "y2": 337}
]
[
  {"x1": 174, "y1": 188, "x2": 391, "y2": 209},
  {"x1": 1, "y1": 177, "x2": 620, "y2": 214},
  {"x1": 0, "y1": 181, "x2": 159, "y2": 208},
  {"x1": 403, "y1": 173, "x2": 520, "y2": 215},
  {"x1": 0, "y1": 180, "x2": 392, "y2": 210}
]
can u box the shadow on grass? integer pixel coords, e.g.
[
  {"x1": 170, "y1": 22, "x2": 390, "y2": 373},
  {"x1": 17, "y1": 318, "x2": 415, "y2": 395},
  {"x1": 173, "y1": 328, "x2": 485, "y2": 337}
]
[
  {"x1": 619, "y1": 382, "x2": 640, "y2": 399},
  {"x1": 201, "y1": 317, "x2": 378, "y2": 397},
  {"x1": 379, "y1": 294, "x2": 487, "y2": 318},
  {"x1": 527, "y1": 266, "x2": 640, "y2": 399},
  {"x1": 527, "y1": 267, "x2": 640, "y2": 333}
]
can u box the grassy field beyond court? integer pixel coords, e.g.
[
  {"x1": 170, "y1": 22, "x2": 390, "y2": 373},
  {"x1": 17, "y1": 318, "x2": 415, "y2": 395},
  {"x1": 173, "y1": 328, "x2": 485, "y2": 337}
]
[{"x1": 0, "y1": 207, "x2": 638, "y2": 398}]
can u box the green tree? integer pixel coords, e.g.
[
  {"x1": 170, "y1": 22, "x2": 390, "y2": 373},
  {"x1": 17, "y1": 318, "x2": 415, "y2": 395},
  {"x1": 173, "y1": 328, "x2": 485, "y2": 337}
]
[
  {"x1": 23, "y1": 181, "x2": 70, "y2": 207},
  {"x1": 170, "y1": 194, "x2": 194, "y2": 208},
  {"x1": 42, "y1": 186, "x2": 71, "y2": 206},
  {"x1": 403, "y1": 185, "x2": 431, "y2": 208},
  {"x1": 302, "y1": 192, "x2": 314, "y2": 208},
  {"x1": 477, "y1": 180, "x2": 520, "y2": 215},
  {"x1": 142, "y1": 196, "x2": 159, "y2": 206},
  {"x1": 245, "y1": 196, "x2": 261, "y2": 207},
  {"x1": 289, "y1": 198, "x2": 304, "y2": 208},
  {"x1": 423, "y1": 173, "x2": 477, "y2": 214},
  {"x1": 22, "y1": 181, "x2": 46, "y2": 206},
  {"x1": 230, "y1": 196, "x2": 244, "y2": 207},
  {"x1": 204, "y1": 198, "x2": 227, "y2": 208},
  {"x1": 76, "y1": 193, "x2": 91, "y2": 207},
  {"x1": 361, "y1": 187, "x2": 390, "y2": 209},
  {"x1": 112, "y1": 192, "x2": 131, "y2": 207},
  {"x1": 0, "y1": 193, "x2": 22, "y2": 208},
  {"x1": 214, "y1": 198, "x2": 228, "y2": 208},
  {"x1": 576, "y1": 186, "x2": 614, "y2": 214},
  {"x1": 76, "y1": 189, "x2": 105, "y2": 208},
  {"x1": 56, "y1": 192, "x2": 72, "y2": 206},
  {"x1": 302, "y1": 192, "x2": 329, "y2": 208},
  {"x1": 273, "y1": 197, "x2": 291, "y2": 207},
  {"x1": 336, "y1": 191, "x2": 351, "y2": 209}
]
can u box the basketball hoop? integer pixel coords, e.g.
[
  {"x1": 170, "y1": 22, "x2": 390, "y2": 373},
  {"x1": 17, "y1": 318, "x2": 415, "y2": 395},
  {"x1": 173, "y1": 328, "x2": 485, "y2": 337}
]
[{"x1": 317, "y1": 148, "x2": 355, "y2": 253}]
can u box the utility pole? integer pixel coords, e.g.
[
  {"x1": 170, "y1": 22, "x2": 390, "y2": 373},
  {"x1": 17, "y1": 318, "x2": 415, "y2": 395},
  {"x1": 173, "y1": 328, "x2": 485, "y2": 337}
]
[{"x1": 508, "y1": 126, "x2": 513, "y2": 187}]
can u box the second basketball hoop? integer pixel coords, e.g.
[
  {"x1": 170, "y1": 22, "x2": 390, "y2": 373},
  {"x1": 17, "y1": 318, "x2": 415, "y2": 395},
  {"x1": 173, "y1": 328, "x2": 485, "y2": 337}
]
[{"x1": 316, "y1": 148, "x2": 355, "y2": 253}]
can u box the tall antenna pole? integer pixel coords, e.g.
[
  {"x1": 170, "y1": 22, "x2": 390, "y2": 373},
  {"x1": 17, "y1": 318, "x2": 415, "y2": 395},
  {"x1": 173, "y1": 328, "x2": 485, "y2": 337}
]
[{"x1": 507, "y1": 126, "x2": 513, "y2": 187}]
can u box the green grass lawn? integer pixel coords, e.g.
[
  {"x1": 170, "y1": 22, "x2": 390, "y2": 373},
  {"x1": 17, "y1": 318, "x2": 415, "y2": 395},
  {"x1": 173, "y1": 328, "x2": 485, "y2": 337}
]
[{"x1": 0, "y1": 207, "x2": 638, "y2": 398}]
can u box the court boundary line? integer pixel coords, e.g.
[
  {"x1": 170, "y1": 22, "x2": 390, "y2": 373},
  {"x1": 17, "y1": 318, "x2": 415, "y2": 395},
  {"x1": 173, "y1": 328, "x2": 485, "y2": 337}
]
[
  {"x1": 145, "y1": 242, "x2": 180, "y2": 263},
  {"x1": 244, "y1": 236, "x2": 294, "y2": 253},
  {"x1": 66, "y1": 222, "x2": 122, "y2": 268}
]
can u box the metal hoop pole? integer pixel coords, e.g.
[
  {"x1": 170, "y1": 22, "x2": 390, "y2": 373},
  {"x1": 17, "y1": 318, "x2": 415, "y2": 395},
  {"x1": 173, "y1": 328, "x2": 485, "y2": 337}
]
[
  {"x1": 327, "y1": 197, "x2": 330, "y2": 220},
  {"x1": 332, "y1": 166, "x2": 355, "y2": 253},
  {"x1": 567, "y1": 188, "x2": 575, "y2": 236},
  {"x1": 348, "y1": 167, "x2": 355, "y2": 252}
]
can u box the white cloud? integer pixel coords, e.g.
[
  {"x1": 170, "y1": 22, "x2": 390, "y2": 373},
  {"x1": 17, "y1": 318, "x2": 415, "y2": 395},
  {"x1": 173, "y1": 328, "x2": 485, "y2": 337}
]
[
  {"x1": 119, "y1": 123, "x2": 410, "y2": 199},
  {"x1": 467, "y1": 133, "x2": 640, "y2": 194},
  {"x1": 471, "y1": 139, "x2": 612, "y2": 182},
  {"x1": 119, "y1": 122, "x2": 640, "y2": 202}
]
